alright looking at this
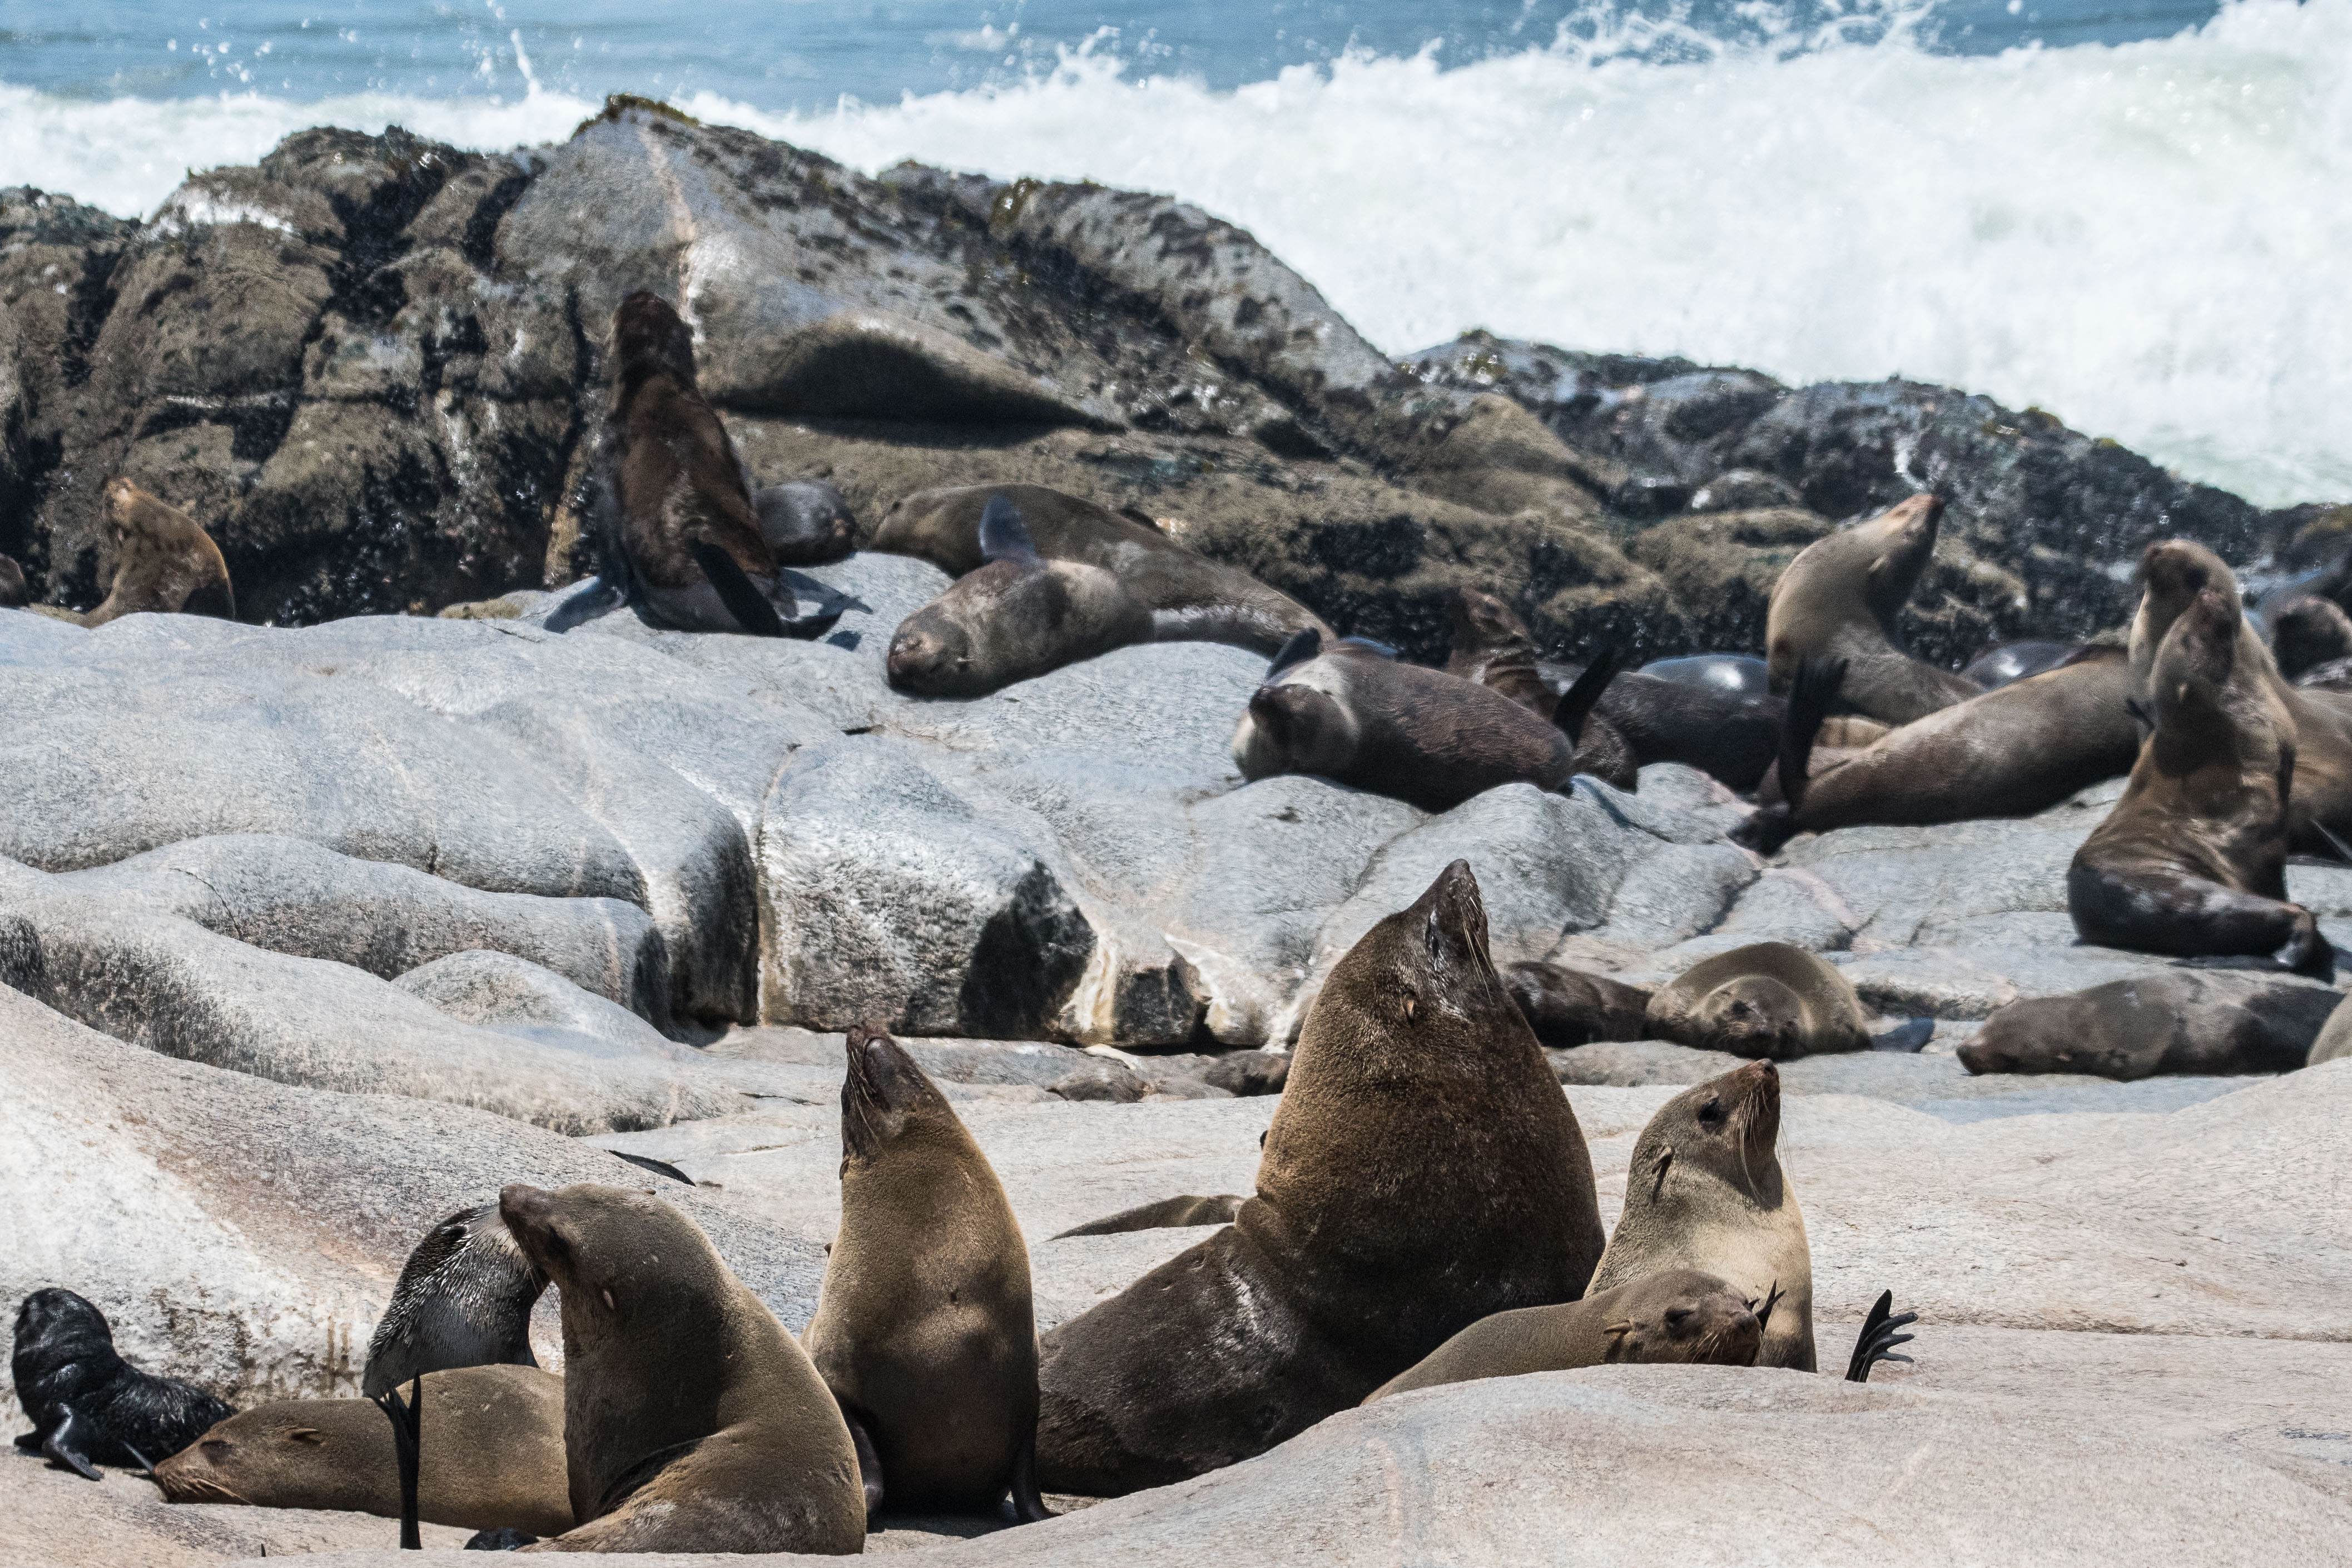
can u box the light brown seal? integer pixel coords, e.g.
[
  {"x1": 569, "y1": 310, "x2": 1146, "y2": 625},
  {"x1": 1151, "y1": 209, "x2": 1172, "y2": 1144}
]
[
  {"x1": 2075, "y1": 584, "x2": 2329, "y2": 976},
  {"x1": 1361, "y1": 1268, "x2": 1767, "y2": 1402},
  {"x1": 40, "y1": 480, "x2": 236, "y2": 627},
  {"x1": 1035, "y1": 861, "x2": 1606, "y2": 1494},
  {"x1": 874, "y1": 482, "x2": 1329, "y2": 656},
  {"x1": 802, "y1": 1022, "x2": 1048, "y2": 1522},
  {"x1": 1501, "y1": 960, "x2": 1655, "y2": 1049},
  {"x1": 1645, "y1": 942, "x2": 1869, "y2": 1060},
  {"x1": 152, "y1": 1366, "x2": 570, "y2": 1537},
  {"x1": 1587, "y1": 1060, "x2": 1815, "y2": 1370},
  {"x1": 1960, "y1": 971, "x2": 2340, "y2": 1079},
  {"x1": 498, "y1": 1182, "x2": 865, "y2": 1554},
  {"x1": 1764, "y1": 494, "x2": 1981, "y2": 724}
]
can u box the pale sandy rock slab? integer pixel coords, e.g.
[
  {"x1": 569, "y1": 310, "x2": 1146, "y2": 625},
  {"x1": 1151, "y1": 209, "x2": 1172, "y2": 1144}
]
[
  {"x1": 0, "y1": 1462, "x2": 470, "y2": 1568},
  {"x1": 393, "y1": 949, "x2": 682, "y2": 1059}
]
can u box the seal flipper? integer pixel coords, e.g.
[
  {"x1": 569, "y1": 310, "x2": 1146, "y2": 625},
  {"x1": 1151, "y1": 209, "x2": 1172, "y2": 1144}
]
[
  {"x1": 1843, "y1": 1289, "x2": 1918, "y2": 1383},
  {"x1": 834, "y1": 1399, "x2": 884, "y2": 1524},
  {"x1": 1264, "y1": 627, "x2": 1322, "y2": 681},
  {"x1": 688, "y1": 539, "x2": 790, "y2": 638},
  {"x1": 370, "y1": 1379, "x2": 425, "y2": 1550},
  {"x1": 1010, "y1": 1426, "x2": 1055, "y2": 1524},
  {"x1": 1552, "y1": 645, "x2": 1624, "y2": 746},
  {"x1": 42, "y1": 1407, "x2": 105, "y2": 1481},
  {"x1": 543, "y1": 573, "x2": 630, "y2": 634},
  {"x1": 978, "y1": 495, "x2": 1043, "y2": 568},
  {"x1": 1731, "y1": 653, "x2": 1847, "y2": 855}
]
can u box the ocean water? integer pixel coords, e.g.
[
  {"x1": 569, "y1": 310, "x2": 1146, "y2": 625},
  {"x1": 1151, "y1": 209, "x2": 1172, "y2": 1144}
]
[{"x1": 1, "y1": 0, "x2": 2344, "y2": 507}]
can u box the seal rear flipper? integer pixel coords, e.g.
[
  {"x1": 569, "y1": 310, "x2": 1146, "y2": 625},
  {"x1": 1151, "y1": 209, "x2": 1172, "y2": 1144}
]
[
  {"x1": 41, "y1": 1408, "x2": 104, "y2": 1481},
  {"x1": 543, "y1": 573, "x2": 630, "y2": 634},
  {"x1": 978, "y1": 495, "x2": 1044, "y2": 568},
  {"x1": 1010, "y1": 1427, "x2": 1055, "y2": 1524},
  {"x1": 370, "y1": 1380, "x2": 425, "y2": 1550},
  {"x1": 1552, "y1": 645, "x2": 1624, "y2": 746},
  {"x1": 1843, "y1": 1289, "x2": 1918, "y2": 1383},
  {"x1": 1734, "y1": 652, "x2": 1847, "y2": 854},
  {"x1": 1264, "y1": 626, "x2": 1322, "y2": 681},
  {"x1": 837, "y1": 1400, "x2": 884, "y2": 1525},
  {"x1": 687, "y1": 540, "x2": 791, "y2": 637}
]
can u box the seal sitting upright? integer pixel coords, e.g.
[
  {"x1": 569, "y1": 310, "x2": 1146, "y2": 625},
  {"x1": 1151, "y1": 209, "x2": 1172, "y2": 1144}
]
[
  {"x1": 1035, "y1": 861, "x2": 1606, "y2": 1495},
  {"x1": 12, "y1": 1288, "x2": 232, "y2": 1480},
  {"x1": 1764, "y1": 494, "x2": 1980, "y2": 724}
]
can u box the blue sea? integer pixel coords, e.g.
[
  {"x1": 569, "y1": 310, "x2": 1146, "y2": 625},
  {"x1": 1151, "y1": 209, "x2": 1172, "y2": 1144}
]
[{"x1": 1, "y1": 0, "x2": 2345, "y2": 506}]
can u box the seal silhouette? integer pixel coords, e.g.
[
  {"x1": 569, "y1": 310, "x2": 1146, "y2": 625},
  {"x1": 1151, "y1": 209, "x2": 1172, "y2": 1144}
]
[{"x1": 1764, "y1": 494, "x2": 1980, "y2": 724}]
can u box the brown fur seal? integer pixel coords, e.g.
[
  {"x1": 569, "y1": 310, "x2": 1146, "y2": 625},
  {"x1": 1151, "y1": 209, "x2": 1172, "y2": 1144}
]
[
  {"x1": 498, "y1": 1183, "x2": 864, "y2": 1554},
  {"x1": 2077, "y1": 584, "x2": 2329, "y2": 976},
  {"x1": 0, "y1": 553, "x2": 27, "y2": 608},
  {"x1": 1502, "y1": 960, "x2": 1654, "y2": 1049},
  {"x1": 1035, "y1": 861, "x2": 1606, "y2": 1494},
  {"x1": 802, "y1": 1023, "x2": 1048, "y2": 1522},
  {"x1": 1959, "y1": 972, "x2": 2340, "y2": 1079},
  {"x1": 1052, "y1": 1194, "x2": 1247, "y2": 1239},
  {"x1": 152, "y1": 1367, "x2": 571, "y2": 1537},
  {"x1": 1734, "y1": 647, "x2": 2140, "y2": 853},
  {"x1": 1361, "y1": 1268, "x2": 1767, "y2": 1402},
  {"x1": 46, "y1": 479, "x2": 236, "y2": 627},
  {"x1": 1645, "y1": 942, "x2": 1869, "y2": 1060},
  {"x1": 1587, "y1": 1061, "x2": 1815, "y2": 1369},
  {"x1": 1232, "y1": 629, "x2": 1621, "y2": 812},
  {"x1": 2272, "y1": 595, "x2": 2352, "y2": 683},
  {"x1": 1442, "y1": 589, "x2": 1639, "y2": 790},
  {"x1": 753, "y1": 479, "x2": 857, "y2": 566},
  {"x1": 874, "y1": 483, "x2": 1329, "y2": 656},
  {"x1": 2308, "y1": 991, "x2": 2352, "y2": 1066},
  {"x1": 1764, "y1": 494, "x2": 1980, "y2": 724}
]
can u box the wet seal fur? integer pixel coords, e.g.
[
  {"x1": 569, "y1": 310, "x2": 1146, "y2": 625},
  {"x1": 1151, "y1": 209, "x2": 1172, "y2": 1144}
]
[
  {"x1": 152, "y1": 1367, "x2": 571, "y2": 1537},
  {"x1": 1502, "y1": 960, "x2": 1655, "y2": 1049},
  {"x1": 1232, "y1": 629, "x2": 1619, "y2": 812},
  {"x1": 2078, "y1": 578, "x2": 2330, "y2": 977},
  {"x1": 1645, "y1": 942, "x2": 1870, "y2": 1061},
  {"x1": 1765, "y1": 494, "x2": 1981, "y2": 725},
  {"x1": 1362, "y1": 1268, "x2": 1768, "y2": 1402},
  {"x1": 11, "y1": 1288, "x2": 232, "y2": 1480},
  {"x1": 803, "y1": 1022, "x2": 1049, "y2": 1522},
  {"x1": 1034, "y1": 862, "x2": 1606, "y2": 1495},
  {"x1": 1960, "y1": 971, "x2": 2341, "y2": 1079},
  {"x1": 1961, "y1": 639, "x2": 2080, "y2": 689},
  {"x1": 498, "y1": 1182, "x2": 865, "y2": 1554}
]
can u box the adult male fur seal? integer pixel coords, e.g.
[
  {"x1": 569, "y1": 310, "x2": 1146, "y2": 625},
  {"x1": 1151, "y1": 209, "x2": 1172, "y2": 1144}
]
[
  {"x1": 32, "y1": 480, "x2": 236, "y2": 627},
  {"x1": 151, "y1": 1367, "x2": 571, "y2": 1537},
  {"x1": 1232, "y1": 628, "x2": 1621, "y2": 813},
  {"x1": 1959, "y1": 971, "x2": 2340, "y2": 1079},
  {"x1": 875, "y1": 482, "x2": 1328, "y2": 656},
  {"x1": 1035, "y1": 861, "x2": 1606, "y2": 1494},
  {"x1": 1765, "y1": 494, "x2": 1980, "y2": 724},
  {"x1": 558, "y1": 294, "x2": 838, "y2": 639},
  {"x1": 1645, "y1": 942, "x2": 1869, "y2": 1060},
  {"x1": 802, "y1": 1022, "x2": 1049, "y2": 1522},
  {"x1": 1361, "y1": 1269, "x2": 1768, "y2": 1401},
  {"x1": 498, "y1": 1183, "x2": 865, "y2": 1554},
  {"x1": 11, "y1": 1288, "x2": 232, "y2": 1480},
  {"x1": 2075, "y1": 585, "x2": 2329, "y2": 976}
]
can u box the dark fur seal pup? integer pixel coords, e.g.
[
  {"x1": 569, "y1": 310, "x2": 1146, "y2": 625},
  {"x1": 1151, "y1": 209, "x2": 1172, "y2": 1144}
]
[
  {"x1": 1362, "y1": 1268, "x2": 1769, "y2": 1401},
  {"x1": 1232, "y1": 628, "x2": 1621, "y2": 812},
  {"x1": 364, "y1": 1204, "x2": 550, "y2": 1549},
  {"x1": 2076, "y1": 586, "x2": 2330, "y2": 976},
  {"x1": 499, "y1": 1183, "x2": 865, "y2": 1554},
  {"x1": 874, "y1": 482, "x2": 1329, "y2": 656},
  {"x1": 0, "y1": 553, "x2": 28, "y2": 608},
  {"x1": 753, "y1": 479, "x2": 857, "y2": 565},
  {"x1": 1053, "y1": 1194, "x2": 1247, "y2": 1239},
  {"x1": 1959, "y1": 971, "x2": 2340, "y2": 1079},
  {"x1": 54, "y1": 479, "x2": 236, "y2": 627},
  {"x1": 1765, "y1": 494, "x2": 1981, "y2": 724},
  {"x1": 802, "y1": 1023, "x2": 1049, "y2": 1524},
  {"x1": 1035, "y1": 862, "x2": 1607, "y2": 1495},
  {"x1": 1645, "y1": 942, "x2": 1869, "y2": 1060},
  {"x1": 1961, "y1": 639, "x2": 2079, "y2": 689},
  {"x1": 2271, "y1": 596, "x2": 2352, "y2": 683},
  {"x1": 152, "y1": 1367, "x2": 572, "y2": 1537},
  {"x1": 555, "y1": 294, "x2": 838, "y2": 639},
  {"x1": 1502, "y1": 960, "x2": 1655, "y2": 1049},
  {"x1": 11, "y1": 1288, "x2": 232, "y2": 1480},
  {"x1": 1734, "y1": 648, "x2": 2141, "y2": 854}
]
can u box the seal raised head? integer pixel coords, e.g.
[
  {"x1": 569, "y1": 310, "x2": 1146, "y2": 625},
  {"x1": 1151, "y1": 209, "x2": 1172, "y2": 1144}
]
[
  {"x1": 1764, "y1": 494, "x2": 1979, "y2": 725},
  {"x1": 11, "y1": 1288, "x2": 233, "y2": 1480}
]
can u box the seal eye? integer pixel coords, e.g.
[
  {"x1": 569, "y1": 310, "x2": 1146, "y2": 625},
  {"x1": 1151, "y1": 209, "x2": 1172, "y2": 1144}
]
[
  {"x1": 1665, "y1": 1307, "x2": 1693, "y2": 1328},
  {"x1": 1698, "y1": 1098, "x2": 1724, "y2": 1125}
]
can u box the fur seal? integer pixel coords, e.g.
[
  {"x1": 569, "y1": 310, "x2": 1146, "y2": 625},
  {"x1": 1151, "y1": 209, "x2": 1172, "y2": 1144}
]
[
  {"x1": 2077, "y1": 584, "x2": 2329, "y2": 976},
  {"x1": 0, "y1": 553, "x2": 27, "y2": 608},
  {"x1": 1361, "y1": 1268, "x2": 1768, "y2": 1401},
  {"x1": 43, "y1": 480, "x2": 236, "y2": 627},
  {"x1": 1052, "y1": 1194, "x2": 1247, "y2": 1239},
  {"x1": 1961, "y1": 639, "x2": 2079, "y2": 689},
  {"x1": 151, "y1": 1367, "x2": 571, "y2": 1537},
  {"x1": 802, "y1": 1023, "x2": 1048, "y2": 1523},
  {"x1": 1764, "y1": 494, "x2": 1981, "y2": 724},
  {"x1": 1232, "y1": 628, "x2": 1620, "y2": 812},
  {"x1": 874, "y1": 483, "x2": 1329, "y2": 656},
  {"x1": 11, "y1": 1288, "x2": 232, "y2": 1480},
  {"x1": 1959, "y1": 972, "x2": 2340, "y2": 1079},
  {"x1": 1502, "y1": 960, "x2": 1654, "y2": 1049},
  {"x1": 1442, "y1": 589, "x2": 1639, "y2": 790},
  {"x1": 753, "y1": 479, "x2": 857, "y2": 566},
  {"x1": 498, "y1": 1182, "x2": 864, "y2": 1554},
  {"x1": 561, "y1": 294, "x2": 838, "y2": 639},
  {"x1": 2308, "y1": 991, "x2": 2352, "y2": 1066},
  {"x1": 2271, "y1": 596, "x2": 2352, "y2": 682},
  {"x1": 1035, "y1": 861, "x2": 1606, "y2": 1494},
  {"x1": 1645, "y1": 942, "x2": 1869, "y2": 1060}
]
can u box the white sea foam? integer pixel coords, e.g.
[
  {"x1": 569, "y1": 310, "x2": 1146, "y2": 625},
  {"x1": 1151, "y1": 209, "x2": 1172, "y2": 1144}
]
[{"x1": 1, "y1": 0, "x2": 2345, "y2": 505}]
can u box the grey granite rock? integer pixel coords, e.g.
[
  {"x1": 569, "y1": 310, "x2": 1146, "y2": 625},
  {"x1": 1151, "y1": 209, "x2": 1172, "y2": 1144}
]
[{"x1": 393, "y1": 950, "x2": 682, "y2": 1060}]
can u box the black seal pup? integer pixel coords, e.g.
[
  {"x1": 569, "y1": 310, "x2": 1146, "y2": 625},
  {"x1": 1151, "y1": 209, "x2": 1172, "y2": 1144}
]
[
  {"x1": 1764, "y1": 494, "x2": 1981, "y2": 724},
  {"x1": 11, "y1": 1288, "x2": 232, "y2": 1480}
]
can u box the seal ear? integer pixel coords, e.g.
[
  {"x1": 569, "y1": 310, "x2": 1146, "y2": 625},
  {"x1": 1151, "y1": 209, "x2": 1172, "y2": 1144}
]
[
  {"x1": 1265, "y1": 627, "x2": 1322, "y2": 681},
  {"x1": 688, "y1": 539, "x2": 789, "y2": 638},
  {"x1": 978, "y1": 495, "x2": 1043, "y2": 568},
  {"x1": 1552, "y1": 646, "x2": 1624, "y2": 745}
]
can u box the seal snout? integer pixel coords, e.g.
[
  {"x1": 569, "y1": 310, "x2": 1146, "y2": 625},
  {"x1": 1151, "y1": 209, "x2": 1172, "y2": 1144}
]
[{"x1": 498, "y1": 1184, "x2": 567, "y2": 1277}]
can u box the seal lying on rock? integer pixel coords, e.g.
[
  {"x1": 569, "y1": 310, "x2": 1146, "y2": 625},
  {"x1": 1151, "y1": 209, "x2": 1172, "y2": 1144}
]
[
  {"x1": 1961, "y1": 639, "x2": 2080, "y2": 689},
  {"x1": 11, "y1": 1288, "x2": 232, "y2": 1480},
  {"x1": 1035, "y1": 861, "x2": 1606, "y2": 1494},
  {"x1": 2271, "y1": 596, "x2": 2352, "y2": 682},
  {"x1": 1765, "y1": 494, "x2": 1980, "y2": 725},
  {"x1": 1959, "y1": 972, "x2": 2341, "y2": 1079},
  {"x1": 1232, "y1": 629, "x2": 1621, "y2": 812},
  {"x1": 1502, "y1": 960, "x2": 1654, "y2": 1049},
  {"x1": 753, "y1": 478, "x2": 857, "y2": 565},
  {"x1": 1361, "y1": 1269, "x2": 1768, "y2": 1402},
  {"x1": 1053, "y1": 1194, "x2": 1248, "y2": 1239},
  {"x1": 2306, "y1": 991, "x2": 2352, "y2": 1066},
  {"x1": 2076, "y1": 584, "x2": 2330, "y2": 977},
  {"x1": 499, "y1": 1182, "x2": 865, "y2": 1554},
  {"x1": 802, "y1": 1023, "x2": 1050, "y2": 1523},
  {"x1": 151, "y1": 1367, "x2": 572, "y2": 1538},
  {"x1": 1644, "y1": 942, "x2": 1869, "y2": 1061},
  {"x1": 875, "y1": 483, "x2": 1330, "y2": 655}
]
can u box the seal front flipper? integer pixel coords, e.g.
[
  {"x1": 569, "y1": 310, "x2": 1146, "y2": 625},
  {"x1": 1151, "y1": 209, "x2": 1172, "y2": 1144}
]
[
  {"x1": 1010, "y1": 1428, "x2": 1055, "y2": 1524},
  {"x1": 1843, "y1": 1289, "x2": 1918, "y2": 1383},
  {"x1": 1264, "y1": 627, "x2": 1322, "y2": 681},
  {"x1": 688, "y1": 539, "x2": 790, "y2": 638},
  {"x1": 41, "y1": 1407, "x2": 105, "y2": 1481},
  {"x1": 1552, "y1": 644, "x2": 1624, "y2": 746},
  {"x1": 977, "y1": 494, "x2": 1043, "y2": 567},
  {"x1": 1733, "y1": 653, "x2": 1847, "y2": 855}
]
